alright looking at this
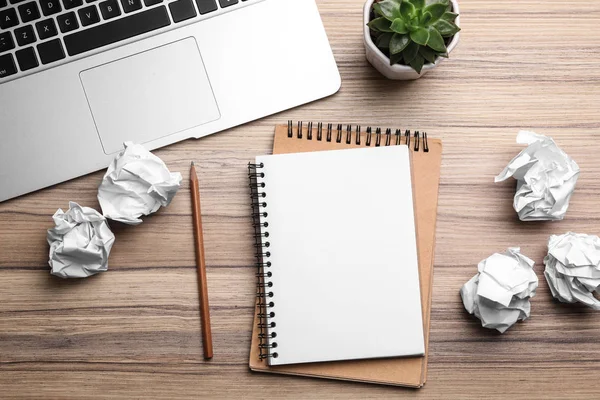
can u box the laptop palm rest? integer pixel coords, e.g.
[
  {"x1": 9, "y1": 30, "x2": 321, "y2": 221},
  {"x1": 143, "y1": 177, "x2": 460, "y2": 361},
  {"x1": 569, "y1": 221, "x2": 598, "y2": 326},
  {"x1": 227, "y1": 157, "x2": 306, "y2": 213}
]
[{"x1": 80, "y1": 37, "x2": 221, "y2": 155}]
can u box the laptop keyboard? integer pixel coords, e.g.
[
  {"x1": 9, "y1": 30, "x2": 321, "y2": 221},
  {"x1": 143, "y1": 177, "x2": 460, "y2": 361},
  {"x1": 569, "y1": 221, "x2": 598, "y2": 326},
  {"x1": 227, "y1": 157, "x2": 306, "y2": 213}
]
[{"x1": 0, "y1": 0, "x2": 255, "y2": 82}]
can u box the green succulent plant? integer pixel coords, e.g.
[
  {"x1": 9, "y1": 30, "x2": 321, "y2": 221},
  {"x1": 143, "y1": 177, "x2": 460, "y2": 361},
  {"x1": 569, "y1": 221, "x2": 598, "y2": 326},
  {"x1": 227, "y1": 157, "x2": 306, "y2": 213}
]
[{"x1": 368, "y1": 0, "x2": 460, "y2": 73}]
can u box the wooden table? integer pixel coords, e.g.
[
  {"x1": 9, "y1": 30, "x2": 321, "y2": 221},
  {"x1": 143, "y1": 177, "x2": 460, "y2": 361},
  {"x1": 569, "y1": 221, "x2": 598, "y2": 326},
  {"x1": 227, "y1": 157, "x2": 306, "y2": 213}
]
[{"x1": 2, "y1": 0, "x2": 600, "y2": 398}]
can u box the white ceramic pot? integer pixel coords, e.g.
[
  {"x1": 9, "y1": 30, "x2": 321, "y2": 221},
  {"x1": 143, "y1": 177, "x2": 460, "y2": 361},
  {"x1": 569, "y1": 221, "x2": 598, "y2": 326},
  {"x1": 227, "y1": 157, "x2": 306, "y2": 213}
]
[{"x1": 363, "y1": 0, "x2": 461, "y2": 80}]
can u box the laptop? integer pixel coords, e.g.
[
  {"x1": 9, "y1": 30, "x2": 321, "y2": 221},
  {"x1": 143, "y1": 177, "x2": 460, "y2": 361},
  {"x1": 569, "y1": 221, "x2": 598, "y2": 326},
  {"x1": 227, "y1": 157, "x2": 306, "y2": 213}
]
[{"x1": 0, "y1": 0, "x2": 340, "y2": 202}]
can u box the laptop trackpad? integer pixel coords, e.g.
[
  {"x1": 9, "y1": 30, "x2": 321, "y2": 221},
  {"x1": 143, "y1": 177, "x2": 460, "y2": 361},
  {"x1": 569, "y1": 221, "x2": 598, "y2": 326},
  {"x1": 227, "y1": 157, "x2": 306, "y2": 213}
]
[{"x1": 81, "y1": 38, "x2": 220, "y2": 155}]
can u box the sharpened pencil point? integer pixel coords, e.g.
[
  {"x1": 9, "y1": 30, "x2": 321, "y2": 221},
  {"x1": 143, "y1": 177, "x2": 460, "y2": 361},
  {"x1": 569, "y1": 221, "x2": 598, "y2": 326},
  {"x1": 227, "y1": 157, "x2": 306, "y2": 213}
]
[{"x1": 191, "y1": 161, "x2": 195, "y2": 166}]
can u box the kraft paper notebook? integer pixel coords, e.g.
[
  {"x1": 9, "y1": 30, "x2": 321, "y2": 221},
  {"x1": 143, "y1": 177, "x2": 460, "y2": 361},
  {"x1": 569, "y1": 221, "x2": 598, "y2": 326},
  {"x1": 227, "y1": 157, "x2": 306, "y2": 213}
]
[{"x1": 249, "y1": 122, "x2": 443, "y2": 387}]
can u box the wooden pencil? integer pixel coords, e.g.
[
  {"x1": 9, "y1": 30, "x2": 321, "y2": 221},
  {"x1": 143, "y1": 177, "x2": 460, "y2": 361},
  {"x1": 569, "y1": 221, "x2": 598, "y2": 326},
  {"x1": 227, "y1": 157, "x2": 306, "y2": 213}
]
[{"x1": 190, "y1": 161, "x2": 213, "y2": 360}]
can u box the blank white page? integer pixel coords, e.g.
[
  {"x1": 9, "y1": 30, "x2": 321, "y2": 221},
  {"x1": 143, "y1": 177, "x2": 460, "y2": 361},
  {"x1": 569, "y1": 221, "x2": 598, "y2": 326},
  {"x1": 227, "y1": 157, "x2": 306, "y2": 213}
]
[{"x1": 255, "y1": 145, "x2": 424, "y2": 366}]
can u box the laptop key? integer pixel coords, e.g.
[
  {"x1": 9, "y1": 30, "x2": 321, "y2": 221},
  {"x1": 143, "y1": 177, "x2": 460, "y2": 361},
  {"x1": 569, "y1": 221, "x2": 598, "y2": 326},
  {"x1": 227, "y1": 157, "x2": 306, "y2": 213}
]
[
  {"x1": 15, "y1": 46, "x2": 38, "y2": 70},
  {"x1": 63, "y1": 0, "x2": 83, "y2": 10},
  {"x1": 99, "y1": 0, "x2": 120, "y2": 20},
  {"x1": 9, "y1": 0, "x2": 26, "y2": 4},
  {"x1": 57, "y1": 11, "x2": 78, "y2": 33},
  {"x1": 0, "y1": 53, "x2": 17, "y2": 78},
  {"x1": 195, "y1": 0, "x2": 216, "y2": 14},
  {"x1": 78, "y1": 5, "x2": 100, "y2": 26},
  {"x1": 218, "y1": 0, "x2": 237, "y2": 7},
  {"x1": 120, "y1": 0, "x2": 141, "y2": 13},
  {"x1": 0, "y1": 31, "x2": 15, "y2": 54},
  {"x1": 143, "y1": 0, "x2": 161, "y2": 6},
  {"x1": 0, "y1": 8, "x2": 19, "y2": 29},
  {"x1": 64, "y1": 6, "x2": 170, "y2": 56},
  {"x1": 15, "y1": 25, "x2": 36, "y2": 46},
  {"x1": 35, "y1": 18, "x2": 58, "y2": 40},
  {"x1": 37, "y1": 38, "x2": 65, "y2": 64},
  {"x1": 18, "y1": 1, "x2": 40, "y2": 23},
  {"x1": 0, "y1": 0, "x2": 7, "y2": 7},
  {"x1": 169, "y1": 0, "x2": 195, "y2": 23},
  {"x1": 40, "y1": 0, "x2": 62, "y2": 16}
]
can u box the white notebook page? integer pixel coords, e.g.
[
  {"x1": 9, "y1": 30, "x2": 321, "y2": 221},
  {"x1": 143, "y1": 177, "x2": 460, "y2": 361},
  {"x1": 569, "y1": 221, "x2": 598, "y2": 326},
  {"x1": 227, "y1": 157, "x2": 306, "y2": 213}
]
[{"x1": 255, "y1": 145, "x2": 424, "y2": 366}]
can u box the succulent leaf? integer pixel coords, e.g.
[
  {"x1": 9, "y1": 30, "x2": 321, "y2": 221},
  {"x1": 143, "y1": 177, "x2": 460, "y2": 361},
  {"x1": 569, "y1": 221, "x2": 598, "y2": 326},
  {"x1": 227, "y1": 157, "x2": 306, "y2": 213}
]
[
  {"x1": 390, "y1": 18, "x2": 409, "y2": 34},
  {"x1": 372, "y1": 3, "x2": 382, "y2": 16},
  {"x1": 421, "y1": 11, "x2": 432, "y2": 24},
  {"x1": 390, "y1": 33, "x2": 410, "y2": 54},
  {"x1": 400, "y1": 1, "x2": 415, "y2": 20},
  {"x1": 390, "y1": 52, "x2": 404, "y2": 66},
  {"x1": 402, "y1": 41, "x2": 420, "y2": 64},
  {"x1": 408, "y1": 0, "x2": 425, "y2": 8},
  {"x1": 419, "y1": 45, "x2": 437, "y2": 63},
  {"x1": 433, "y1": 19, "x2": 460, "y2": 36},
  {"x1": 376, "y1": 0, "x2": 402, "y2": 21},
  {"x1": 426, "y1": 27, "x2": 447, "y2": 52},
  {"x1": 409, "y1": 53, "x2": 425, "y2": 74},
  {"x1": 368, "y1": 17, "x2": 394, "y2": 32},
  {"x1": 410, "y1": 27, "x2": 430, "y2": 46},
  {"x1": 441, "y1": 11, "x2": 458, "y2": 22},
  {"x1": 376, "y1": 32, "x2": 394, "y2": 48},
  {"x1": 424, "y1": 3, "x2": 446, "y2": 21}
]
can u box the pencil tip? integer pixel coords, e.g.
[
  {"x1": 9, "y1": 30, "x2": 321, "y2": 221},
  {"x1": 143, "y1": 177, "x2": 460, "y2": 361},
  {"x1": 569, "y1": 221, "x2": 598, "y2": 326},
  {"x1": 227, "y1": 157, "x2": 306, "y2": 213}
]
[{"x1": 191, "y1": 161, "x2": 195, "y2": 166}]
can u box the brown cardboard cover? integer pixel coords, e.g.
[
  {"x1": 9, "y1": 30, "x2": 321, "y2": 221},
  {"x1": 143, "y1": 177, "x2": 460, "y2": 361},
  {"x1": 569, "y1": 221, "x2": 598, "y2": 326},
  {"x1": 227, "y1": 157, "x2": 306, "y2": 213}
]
[{"x1": 249, "y1": 124, "x2": 442, "y2": 387}]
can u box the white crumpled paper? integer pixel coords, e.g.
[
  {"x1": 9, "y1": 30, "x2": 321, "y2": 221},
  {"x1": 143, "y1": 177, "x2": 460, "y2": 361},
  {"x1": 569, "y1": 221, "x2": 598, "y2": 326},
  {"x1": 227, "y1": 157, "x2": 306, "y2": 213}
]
[
  {"x1": 460, "y1": 248, "x2": 539, "y2": 333},
  {"x1": 544, "y1": 232, "x2": 600, "y2": 310},
  {"x1": 47, "y1": 202, "x2": 115, "y2": 279},
  {"x1": 495, "y1": 131, "x2": 579, "y2": 221},
  {"x1": 98, "y1": 142, "x2": 182, "y2": 225}
]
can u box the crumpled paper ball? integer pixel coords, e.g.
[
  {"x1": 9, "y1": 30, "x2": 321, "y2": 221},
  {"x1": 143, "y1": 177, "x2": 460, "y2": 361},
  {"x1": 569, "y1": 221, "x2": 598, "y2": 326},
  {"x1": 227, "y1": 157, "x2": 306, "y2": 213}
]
[
  {"x1": 47, "y1": 202, "x2": 115, "y2": 279},
  {"x1": 495, "y1": 131, "x2": 580, "y2": 221},
  {"x1": 460, "y1": 248, "x2": 538, "y2": 333},
  {"x1": 544, "y1": 232, "x2": 600, "y2": 310},
  {"x1": 98, "y1": 142, "x2": 182, "y2": 225}
]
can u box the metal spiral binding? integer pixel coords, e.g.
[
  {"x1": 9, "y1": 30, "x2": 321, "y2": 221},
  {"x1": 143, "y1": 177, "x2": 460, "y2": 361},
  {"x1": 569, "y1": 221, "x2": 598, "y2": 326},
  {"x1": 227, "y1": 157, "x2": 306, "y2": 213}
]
[
  {"x1": 248, "y1": 162, "x2": 279, "y2": 361},
  {"x1": 286, "y1": 120, "x2": 429, "y2": 152}
]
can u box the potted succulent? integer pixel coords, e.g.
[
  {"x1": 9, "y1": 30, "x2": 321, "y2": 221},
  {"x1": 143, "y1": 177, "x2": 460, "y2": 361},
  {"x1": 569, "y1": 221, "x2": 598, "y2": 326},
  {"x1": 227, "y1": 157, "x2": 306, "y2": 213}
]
[{"x1": 364, "y1": 0, "x2": 461, "y2": 80}]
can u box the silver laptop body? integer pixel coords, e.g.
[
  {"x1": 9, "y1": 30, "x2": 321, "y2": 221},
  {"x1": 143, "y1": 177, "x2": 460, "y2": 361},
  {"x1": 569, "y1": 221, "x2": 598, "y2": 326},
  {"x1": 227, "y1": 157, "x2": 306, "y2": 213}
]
[{"x1": 0, "y1": 0, "x2": 340, "y2": 201}]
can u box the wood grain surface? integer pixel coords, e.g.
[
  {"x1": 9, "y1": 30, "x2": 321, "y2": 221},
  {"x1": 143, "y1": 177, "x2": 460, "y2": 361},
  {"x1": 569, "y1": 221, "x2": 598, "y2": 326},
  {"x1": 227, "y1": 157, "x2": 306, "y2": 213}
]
[{"x1": 2, "y1": 0, "x2": 600, "y2": 398}]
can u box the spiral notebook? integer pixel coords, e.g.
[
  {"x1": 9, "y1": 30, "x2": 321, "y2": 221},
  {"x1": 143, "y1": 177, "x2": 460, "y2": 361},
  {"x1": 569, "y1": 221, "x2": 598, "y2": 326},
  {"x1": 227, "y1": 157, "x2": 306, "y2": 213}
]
[
  {"x1": 249, "y1": 122, "x2": 443, "y2": 386},
  {"x1": 249, "y1": 144, "x2": 424, "y2": 366}
]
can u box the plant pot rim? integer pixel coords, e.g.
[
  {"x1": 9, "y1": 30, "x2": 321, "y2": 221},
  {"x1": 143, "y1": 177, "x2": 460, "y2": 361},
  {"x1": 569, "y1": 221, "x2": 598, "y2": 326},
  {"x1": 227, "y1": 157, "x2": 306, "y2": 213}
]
[{"x1": 363, "y1": 0, "x2": 461, "y2": 74}]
